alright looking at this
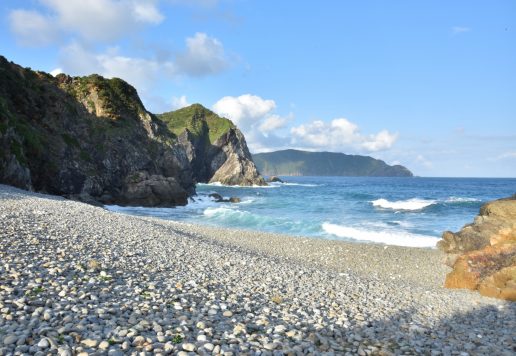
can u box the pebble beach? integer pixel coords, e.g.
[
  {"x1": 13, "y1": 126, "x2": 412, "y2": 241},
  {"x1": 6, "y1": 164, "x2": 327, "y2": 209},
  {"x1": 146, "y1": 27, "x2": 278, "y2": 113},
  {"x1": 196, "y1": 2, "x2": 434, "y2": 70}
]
[{"x1": 1, "y1": 184, "x2": 514, "y2": 355}]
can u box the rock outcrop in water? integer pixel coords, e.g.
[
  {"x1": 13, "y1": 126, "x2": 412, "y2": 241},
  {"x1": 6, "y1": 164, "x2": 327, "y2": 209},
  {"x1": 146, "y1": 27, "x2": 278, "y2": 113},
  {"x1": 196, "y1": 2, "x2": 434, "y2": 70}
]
[
  {"x1": 0, "y1": 56, "x2": 264, "y2": 206},
  {"x1": 159, "y1": 104, "x2": 266, "y2": 187},
  {"x1": 438, "y1": 195, "x2": 516, "y2": 301}
]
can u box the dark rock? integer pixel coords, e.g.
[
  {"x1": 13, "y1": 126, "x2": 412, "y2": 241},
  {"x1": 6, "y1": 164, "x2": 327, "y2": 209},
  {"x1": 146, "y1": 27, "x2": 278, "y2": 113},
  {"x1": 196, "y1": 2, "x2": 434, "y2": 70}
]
[
  {"x1": 120, "y1": 171, "x2": 188, "y2": 206},
  {"x1": 268, "y1": 176, "x2": 284, "y2": 183},
  {"x1": 208, "y1": 193, "x2": 241, "y2": 203},
  {"x1": 209, "y1": 193, "x2": 224, "y2": 202}
]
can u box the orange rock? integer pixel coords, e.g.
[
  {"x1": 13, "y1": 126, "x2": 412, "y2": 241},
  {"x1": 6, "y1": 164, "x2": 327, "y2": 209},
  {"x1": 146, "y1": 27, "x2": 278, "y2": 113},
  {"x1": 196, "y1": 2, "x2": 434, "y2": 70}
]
[
  {"x1": 478, "y1": 266, "x2": 516, "y2": 301},
  {"x1": 444, "y1": 244, "x2": 516, "y2": 298},
  {"x1": 489, "y1": 225, "x2": 516, "y2": 246},
  {"x1": 439, "y1": 196, "x2": 516, "y2": 301}
]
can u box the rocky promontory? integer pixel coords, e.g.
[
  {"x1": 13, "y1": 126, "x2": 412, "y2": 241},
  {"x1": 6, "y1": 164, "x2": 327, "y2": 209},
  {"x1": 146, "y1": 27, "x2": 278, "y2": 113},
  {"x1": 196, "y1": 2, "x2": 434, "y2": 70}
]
[
  {"x1": 0, "y1": 56, "x2": 264, "y2": 206},
  {"x1": 438, "y1": 195, "x2": 516, "y2": 301}
]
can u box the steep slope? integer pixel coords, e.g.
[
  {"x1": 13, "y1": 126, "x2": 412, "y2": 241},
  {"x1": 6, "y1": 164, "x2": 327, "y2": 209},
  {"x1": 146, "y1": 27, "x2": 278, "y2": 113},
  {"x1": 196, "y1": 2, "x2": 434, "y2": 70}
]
[
  {"x1": 0, "y1": 57, "x2": 194, "y2": 206},
  {"x1": 0, "y1": 56, "x2": 265, "y2": 205},
  {"x1": 158, "y1": 104, "x2": 266, "y2": 186},
  {"x1": 253, "y1": 149, "x2": 413, "y2": 177}
]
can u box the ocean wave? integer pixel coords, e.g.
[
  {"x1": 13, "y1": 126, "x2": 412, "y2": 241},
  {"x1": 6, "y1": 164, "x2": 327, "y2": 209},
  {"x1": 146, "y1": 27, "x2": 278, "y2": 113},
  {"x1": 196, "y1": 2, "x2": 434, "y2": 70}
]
[
  {"x1": 445, "y1": 196, "x2": 480, "y2": 203},
  {"x1": 322, "y1": 222, "x2": 438, "y2": 248},
  {"x1": 202, "y1": 206, "x2": 272, "y2": 227},
  {"x1": 197, "y1": 182, "x2": 278, "y2": 189},
  {"x1": 371, "y1": 198, "x2": 436, "y2": 211},
  {"x1": 269, "y1": 182, "x2": 321, "y2": 187}
]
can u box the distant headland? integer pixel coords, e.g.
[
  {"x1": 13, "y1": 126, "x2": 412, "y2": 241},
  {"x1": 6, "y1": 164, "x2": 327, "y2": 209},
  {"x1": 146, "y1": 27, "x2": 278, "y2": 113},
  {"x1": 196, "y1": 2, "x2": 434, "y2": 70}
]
[{"x1": 253, "y1": 149, "x2": 413, "y2": 177}]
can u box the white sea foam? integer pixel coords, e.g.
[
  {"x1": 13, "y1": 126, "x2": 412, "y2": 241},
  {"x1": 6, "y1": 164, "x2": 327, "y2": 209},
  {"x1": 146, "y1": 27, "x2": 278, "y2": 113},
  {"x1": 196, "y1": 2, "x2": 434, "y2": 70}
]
[
  {"x1": 198, "y1": 182, "x2": 278, "y2": 189},
  {"x1": 276, "y1": 182, "x2": 321, "y2": 187},
  {"x1": 371, "y1": 198, "x2": 436, "y2": 211},
  {"x1": 322, "y1": 222, "x2": 439, "y2": 248},
  {"x1": 445, "y1": 196, "x2": 480, "y2": 203},
  {"x1": 203, "y1": 206, "x2": 265, "y2": 225},
  {"x1": 203, "y1": 206, "x2": 237, "y2": 218}
]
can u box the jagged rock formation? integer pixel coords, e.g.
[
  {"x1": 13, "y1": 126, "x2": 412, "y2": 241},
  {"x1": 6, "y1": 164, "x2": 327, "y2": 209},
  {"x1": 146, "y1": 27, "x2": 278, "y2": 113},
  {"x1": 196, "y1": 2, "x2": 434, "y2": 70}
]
[
  {"x1": 253, "y1": 149, "x2": 413, "y2": 177},
  {"x1": 159, "y1": 104, "x2": 265, "y2": 186},
  {"x1": 0, "y1": 56, "x2": 264, "y2": 206},
  {"x1": 438, "y1": 196, "x2": 516, "y2": 301}
]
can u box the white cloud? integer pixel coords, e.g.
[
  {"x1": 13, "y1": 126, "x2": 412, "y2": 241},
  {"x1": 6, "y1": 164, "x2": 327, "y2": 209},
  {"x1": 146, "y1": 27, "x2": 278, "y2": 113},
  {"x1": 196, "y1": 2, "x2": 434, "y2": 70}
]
[
  {"x1": 9, "y1": 9, "x2": 59, "y2": 46},
  {"x1": 59, "y1": 42, "x2": 165, "y2": 91},
  {"x1": 42, "y1": 0, "x2": 164, "y2": 41},
  {"x1": 9, "y1": 0, "x2": 164, "y2": 45},
  {"x1": 361, "y1": 130, "x2": 399, "y2": 151},
  {"x1": 212, "y1": 94, "x2": 294, "y2": 151},
  {"x1": 132, "y1": 1, "x2": 165, "y2": 23},
  {"x1": 212, "y1": 94, "x2": 276, "y2": 126},
  {"x1": 50, "y1": 68, "x2": 63, "y2": 76},
  {"x1": 290, "y1": 118, "x2": 398, "y2": 152},
  {"x1": 175, "y1": 32, "x2": 229, "y2": 76},
  {"x1": 452, "y1": 26, "x2": 471, "y2": 34},
  {"x1": 258, "y1": 114, "x2": 290, "y2": 134},
  {"x1": 171, "y1": 95, "x2": 191, "y2": 110},
  {"x1": 57, "y1": 32, "x2": 227, "y2": 93}
]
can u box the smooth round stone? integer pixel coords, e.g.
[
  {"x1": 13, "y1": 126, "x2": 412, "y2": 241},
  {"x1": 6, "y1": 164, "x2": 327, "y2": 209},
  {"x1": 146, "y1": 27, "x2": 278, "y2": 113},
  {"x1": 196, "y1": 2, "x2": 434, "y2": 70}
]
[
  {"x1": 98, "y1": 341, "x2": 110, "y2": 350},
  {"x1": 3, "y1": 334, "x2": 18, "y2": 345},
  {"x1": 274, "y1": 325, "x2": 287, "y2": 333},
  {"x1": 223, "y1": 311, "x2": 233, "y2": 317},
  {"x1": 182, "y1": 343, "x2": 196, "y2": 352},
  {"x1": 37, "y1": 338, "x2": 50, "y2": 348},
  {"x1": 81, "y1": 339, "x2": 98, "y2": 348},
  {"x1": 264, "y1": 342, "x2": 277, "y2": 350}
]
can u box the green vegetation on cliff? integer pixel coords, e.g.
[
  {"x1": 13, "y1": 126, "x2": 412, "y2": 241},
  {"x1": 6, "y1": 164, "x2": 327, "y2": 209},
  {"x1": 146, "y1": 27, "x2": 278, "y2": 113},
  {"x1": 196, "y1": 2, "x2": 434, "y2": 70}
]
[
  {"x1": 253, "y1": 149, "x2": 413, "y2": 177},
  {"x1": 0, "y1": 55, "x2": 265, "y2": 203},
  {"x1": 158, "y1": 104, "x2": 234, "y2": 143}
]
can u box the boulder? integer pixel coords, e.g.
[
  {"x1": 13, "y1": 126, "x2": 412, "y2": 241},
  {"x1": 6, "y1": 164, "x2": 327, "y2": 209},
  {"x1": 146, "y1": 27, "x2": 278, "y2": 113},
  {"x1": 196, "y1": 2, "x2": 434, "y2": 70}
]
[
  {"x1": 208, "y1": 193, "x2": 241, "y2": 203},
  {"x1": 120, "y1": 171, "x2": 188, "y2": 207},
  {"x1": 438, "y1": 195, "x2": 516, "y2": 301},
  {"x1": 268, "y1": 176, "x2": 284, "y2": 183},
  {"x1": 209, "y1": 193, "x2": 224, "y2": 202}
]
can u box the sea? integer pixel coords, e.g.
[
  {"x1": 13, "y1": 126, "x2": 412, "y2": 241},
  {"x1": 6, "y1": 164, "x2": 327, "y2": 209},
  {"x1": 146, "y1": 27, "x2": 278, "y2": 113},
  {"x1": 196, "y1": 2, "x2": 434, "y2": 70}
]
[{"x1": 106, "y1": 177, "x2": 516, "y2": 248}]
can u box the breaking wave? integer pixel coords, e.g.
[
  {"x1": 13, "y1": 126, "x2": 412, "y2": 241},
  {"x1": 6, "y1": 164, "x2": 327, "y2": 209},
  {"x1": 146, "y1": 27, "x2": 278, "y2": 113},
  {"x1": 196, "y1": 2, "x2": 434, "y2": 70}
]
[
  {"x1": 371, "y1": 198, "x2": 436, "y2": 211},
  {"x1": 322, "y1": 222, "x2": 439, "y2": 248}
]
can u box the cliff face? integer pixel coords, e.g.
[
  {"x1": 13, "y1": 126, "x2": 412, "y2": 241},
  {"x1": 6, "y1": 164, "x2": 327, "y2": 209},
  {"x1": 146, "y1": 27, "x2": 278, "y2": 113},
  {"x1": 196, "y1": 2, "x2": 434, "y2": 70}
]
[
  {"x1": 438, "y1": 196, "x2": 516, "y2": 301},
  {"x1": 253, "y1": 149, "x2": 413, "y2": 177},
  {"x1": 159, "y1": 104, "x2": 266, "y2": 186},
  {"x1": 0, "y1": 56, "x2": 264, "y2": 205}
]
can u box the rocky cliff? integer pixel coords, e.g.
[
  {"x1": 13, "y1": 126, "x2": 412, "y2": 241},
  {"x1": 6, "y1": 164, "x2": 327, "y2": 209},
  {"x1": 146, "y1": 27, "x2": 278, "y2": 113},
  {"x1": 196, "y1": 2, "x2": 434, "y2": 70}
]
[
  {"x1": 437, "y1": 196, "x2": 516, "y2": 301},
  {"x1": 158, "y1": 104, "x2": 266, "y2": 186},
  {"x1": 0, "y1": 56, "x2": 264, "y2": 206}
]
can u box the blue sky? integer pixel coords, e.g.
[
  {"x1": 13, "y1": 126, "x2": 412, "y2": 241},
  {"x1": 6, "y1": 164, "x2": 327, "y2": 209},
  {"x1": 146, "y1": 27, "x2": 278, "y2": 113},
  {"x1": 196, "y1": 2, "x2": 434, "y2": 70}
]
[{"x1": 1, "y1": 0, "x2": 515, "y2": 177}]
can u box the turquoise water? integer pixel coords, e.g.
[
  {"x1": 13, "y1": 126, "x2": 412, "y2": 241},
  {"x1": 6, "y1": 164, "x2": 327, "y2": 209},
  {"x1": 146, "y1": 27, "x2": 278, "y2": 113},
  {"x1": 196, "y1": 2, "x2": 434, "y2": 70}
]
[{"x1": 106, "y1": 177, "x2": 516, "y2": 248}]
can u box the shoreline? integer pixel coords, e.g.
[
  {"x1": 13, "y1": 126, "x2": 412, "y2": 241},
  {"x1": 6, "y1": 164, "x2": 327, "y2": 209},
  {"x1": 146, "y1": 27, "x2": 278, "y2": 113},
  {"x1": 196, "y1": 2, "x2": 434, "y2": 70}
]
[{"x1": 1, "y1": 184, "x2": 514, "y2": 355}]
